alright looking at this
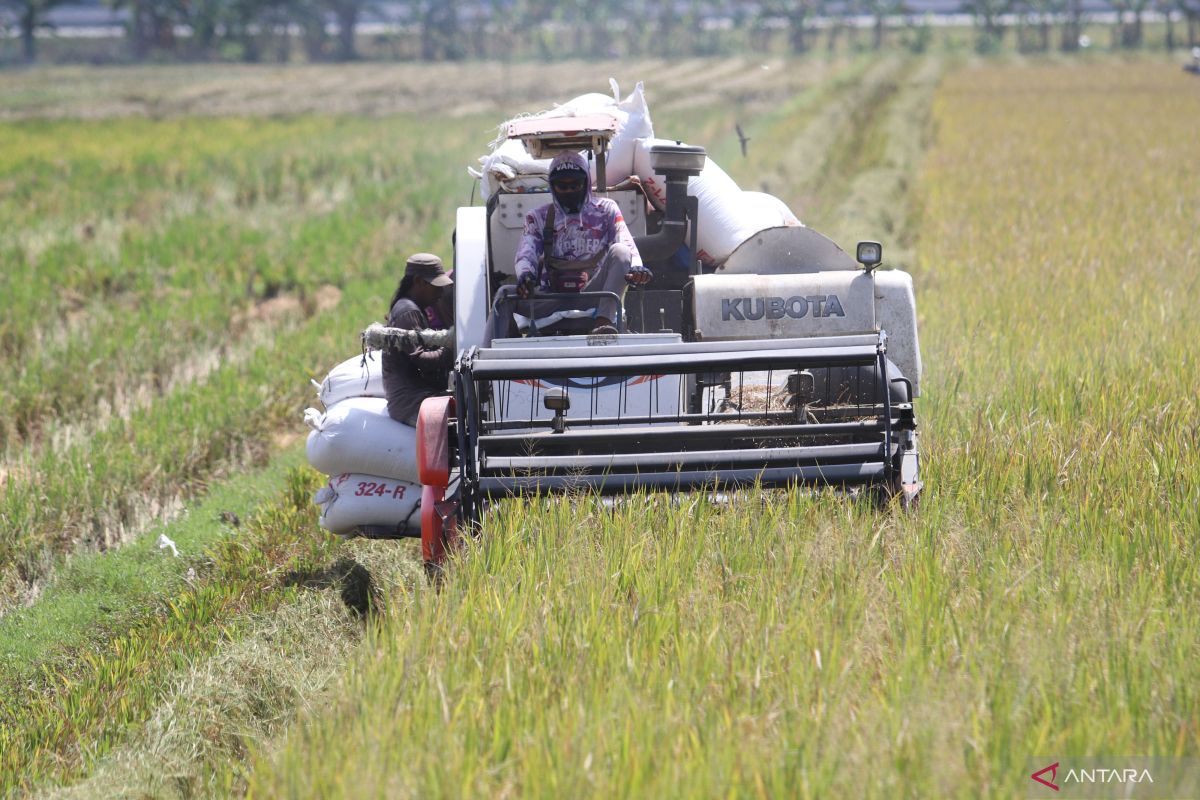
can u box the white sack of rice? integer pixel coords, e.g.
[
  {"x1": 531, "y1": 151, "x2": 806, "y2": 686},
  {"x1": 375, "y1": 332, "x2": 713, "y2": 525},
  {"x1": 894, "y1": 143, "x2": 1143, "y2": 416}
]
[
  {"x1": 633, "y1": 138, "x2": 803, "y2": 268},
  {"x1": 304, "y1": 396, "x2": 419, "y2": 484},
  {"x1": 313, "y1": 353, "x2": 385, "y2": 409},
  {"x1": 313, "y1": 472, "x2": 421, "y2": 534}
]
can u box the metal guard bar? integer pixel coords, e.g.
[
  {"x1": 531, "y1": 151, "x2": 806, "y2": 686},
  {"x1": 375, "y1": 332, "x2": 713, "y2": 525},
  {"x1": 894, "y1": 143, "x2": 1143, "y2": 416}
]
[
  {"x1": 480, "y1": 407, "x2": 911, "y2": 432},
  {"x1": 482, "y1": 441, "x2": 895, "y2": 473},
  {"x1": 476, "y1": 333, "x2": 883, "y2": 361},
  {"x1": 470, "y1": 343, "x2": 880, "y2": 380},
  {"x1": 477, "y1": 419, "x2": 899, "y2": 448},
  {"x1": 478, "y1": 463, "x2": 887, "y2": 496},
  {"x1": 452, "y1": 331, "x2": 905, "y2": 509}
]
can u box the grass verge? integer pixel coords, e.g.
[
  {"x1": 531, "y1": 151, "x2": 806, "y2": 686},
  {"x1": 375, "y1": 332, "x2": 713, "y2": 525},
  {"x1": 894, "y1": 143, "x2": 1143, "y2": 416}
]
[
  {"x1": 0, "y1": 466, "x2": 424, "y2": 797},
  {"x1": 0, "y1": 451, "x2": 302, "y2": 687}
]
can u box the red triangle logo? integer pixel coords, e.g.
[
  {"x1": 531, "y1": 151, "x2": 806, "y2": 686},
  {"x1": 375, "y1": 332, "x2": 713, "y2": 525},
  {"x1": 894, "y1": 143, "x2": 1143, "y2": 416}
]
[{"x1": 1031, "y1": 762, "x2": 1060, "y2": 791}]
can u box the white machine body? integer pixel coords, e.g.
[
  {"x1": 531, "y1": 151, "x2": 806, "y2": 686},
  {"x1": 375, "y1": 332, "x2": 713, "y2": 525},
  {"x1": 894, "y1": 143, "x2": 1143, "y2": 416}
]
[
  {"x1": 484, "y1": 333, "x2": 683, "y2": 425},
  {"x1": 691, "y1": 269, "x2": 922, "y2": 397},
  {"x1": 327, "y1": 117, "x2": 927, "y2": 545}
]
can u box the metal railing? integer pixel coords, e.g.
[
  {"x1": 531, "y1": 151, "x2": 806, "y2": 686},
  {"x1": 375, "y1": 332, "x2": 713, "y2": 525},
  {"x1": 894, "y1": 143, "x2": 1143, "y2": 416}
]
[
  {"x1": 490, "y1": 285, "x2": 623, "y2": 338},
  {"x1": 450, "y1": 331, "x2": 915, "y2": 519}
]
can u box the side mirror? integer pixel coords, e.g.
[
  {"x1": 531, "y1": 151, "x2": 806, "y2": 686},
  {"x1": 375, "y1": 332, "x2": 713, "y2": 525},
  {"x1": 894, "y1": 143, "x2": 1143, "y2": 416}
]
[{"x1": 856, "y1": 241, "x2": 882, "y2": 271}]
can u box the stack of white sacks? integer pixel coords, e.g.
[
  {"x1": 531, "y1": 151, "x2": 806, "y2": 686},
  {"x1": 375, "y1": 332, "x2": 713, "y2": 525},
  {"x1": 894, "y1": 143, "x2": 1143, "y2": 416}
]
[
  {"x1": 472, "y1": 79, "x2": 655, "y2": 200},
  {"x1": 471, "y1": 80, "x2": 804, "y2": 270},
  {"x1": 304, "y1": 354, "x2": 422, "y2": 535}
]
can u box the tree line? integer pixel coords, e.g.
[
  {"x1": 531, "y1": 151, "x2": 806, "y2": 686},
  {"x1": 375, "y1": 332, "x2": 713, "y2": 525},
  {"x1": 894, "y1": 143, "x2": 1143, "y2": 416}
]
[{"x1": 3, "y1": 0, "x2": 1199, "y2": 64}]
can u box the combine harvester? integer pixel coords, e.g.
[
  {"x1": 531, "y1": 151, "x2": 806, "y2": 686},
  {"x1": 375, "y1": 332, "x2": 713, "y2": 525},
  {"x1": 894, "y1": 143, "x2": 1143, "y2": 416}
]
[{"x1": 306, "y1": 84, "x2": 924, "y2": 570}]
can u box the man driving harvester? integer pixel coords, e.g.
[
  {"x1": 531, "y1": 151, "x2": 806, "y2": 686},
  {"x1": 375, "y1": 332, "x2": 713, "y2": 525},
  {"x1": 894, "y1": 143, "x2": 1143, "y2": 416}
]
[{"x1": 513, "y1": 151, "x2": 651, "y2": 335}]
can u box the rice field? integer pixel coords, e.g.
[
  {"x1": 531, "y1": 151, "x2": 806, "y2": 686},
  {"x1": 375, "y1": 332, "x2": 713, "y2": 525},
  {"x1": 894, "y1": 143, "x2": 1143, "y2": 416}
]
[{"x1": 0, "y1": 54, "x2": 1197, "y2": 798}]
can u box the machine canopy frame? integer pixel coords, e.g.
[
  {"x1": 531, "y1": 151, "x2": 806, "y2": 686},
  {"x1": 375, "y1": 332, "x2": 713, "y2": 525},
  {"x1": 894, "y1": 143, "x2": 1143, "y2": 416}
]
[{"x1": 507, "y1": 114, "x2": 617, "y2": 159}]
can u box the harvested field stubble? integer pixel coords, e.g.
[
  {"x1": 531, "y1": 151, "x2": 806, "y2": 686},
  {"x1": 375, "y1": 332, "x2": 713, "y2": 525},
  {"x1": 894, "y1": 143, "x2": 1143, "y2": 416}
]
[
  {"x1": 0, "y1": 464, "x2": 427, "y2": 798},
  {"x1": 0, "y1": 58, "x2": 833, "y2": 122},
  {"x1": 0, "y1": 112, "x2": 487, "y2": 608}
]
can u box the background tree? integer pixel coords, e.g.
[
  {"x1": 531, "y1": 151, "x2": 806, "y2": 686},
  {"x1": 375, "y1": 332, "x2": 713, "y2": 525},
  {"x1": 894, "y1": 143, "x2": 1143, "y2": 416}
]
[
  {"x1": 865, "y1": 0, "x2": 908, "y2": 48},
  {"x1": 963, "y1": 0, "x2": 1013, "y2": 50},
  {"x1": 1185, "y1": 0, "x2": 1200, "y2": 46},
  {"x1": 288, "y1": 0, "x2": 332, "y2": 62},
  {"x1": 1014, "y1": 0, "x2": 1055, "y2": 50},
  {"x1": 516, "y1": 0, "x2": 556, "y2": 60},
  {"x1": 652, "y1": 0, "x2": 682, "y2": 57},
  {"x1": 176, "y1": 0, "x2": 228, "y2": 57},
  {"x1": 687, "y1": 0, "x2": 724, "y2": 56},
  {"x1": 1056, "y1": 0, "x2": 1085, "y2": 49},
  {"x1": 400, "y1": 0, "x2": 465, "y2": 61},
  {"x1": 10, "y1": 0, "x2": 68, "y2": 62},
  {"x1": 1109, "y1": 0, "x2": 1150, "y2": 45},
  {"x1": 1127, "y1": 0, "x2": 1151, "y2": 44},
  {"x1": 327, "y1": 0, "x2": 362, "y2": 60},
  {"x1": 107, "y1": 0, "x2": 180, "y2": 59},
  {"x1": 1154, "y1": 0, "x2": 1176, "y2": 48},
  {"x1": 823, "y1": 0, "x2": 863, "y2": 53},
  {"x1": 258, "y1": 0, "x2": 297, "y2": 61},
  {"x1": 759, "y1": 0, "x2": 817, "y2": 54}
]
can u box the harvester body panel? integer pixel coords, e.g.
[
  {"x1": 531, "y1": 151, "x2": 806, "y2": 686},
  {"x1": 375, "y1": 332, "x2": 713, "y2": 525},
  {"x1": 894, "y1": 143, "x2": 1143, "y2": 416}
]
[
  {"x1": 485, "y1": 333, "x2": 683, "y2": 427},
  {"x1": 692, "y1": 270, "x2": 920, "y2": 397}
]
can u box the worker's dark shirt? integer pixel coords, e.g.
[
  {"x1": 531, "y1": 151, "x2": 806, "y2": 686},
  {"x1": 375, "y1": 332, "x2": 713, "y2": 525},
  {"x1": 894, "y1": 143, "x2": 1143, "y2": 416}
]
[{"x1": 381, "y1": 297, "x2": 451, "y2": 426}]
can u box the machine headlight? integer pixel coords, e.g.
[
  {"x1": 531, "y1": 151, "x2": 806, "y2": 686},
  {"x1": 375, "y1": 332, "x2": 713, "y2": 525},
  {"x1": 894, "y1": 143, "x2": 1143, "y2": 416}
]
[
  {"x1": 856, "y1": 240, "x2": 882, "y2": 269},
  {"x1": 543, "y1": 389, "x2": 570, "y2": 412}
]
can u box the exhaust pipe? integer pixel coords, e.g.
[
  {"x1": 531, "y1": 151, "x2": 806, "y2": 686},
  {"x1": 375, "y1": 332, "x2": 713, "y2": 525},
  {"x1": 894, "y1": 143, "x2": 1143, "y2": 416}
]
[
  {"x1": 634, "y1": 144, "x2": 706, "y2": 263},
  {"x1": 634, "y1": 176, "x2": 689, "y2": 261}
]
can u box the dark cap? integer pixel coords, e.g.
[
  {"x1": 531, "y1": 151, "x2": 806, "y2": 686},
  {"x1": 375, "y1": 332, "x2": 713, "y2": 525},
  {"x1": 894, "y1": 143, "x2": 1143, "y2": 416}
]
[
  {"x1": 550, "y1": 161, "x2": 587, "y2": 180},
  {"x1": 405, "y1": 253, "x2": 452, "y2": 286}
]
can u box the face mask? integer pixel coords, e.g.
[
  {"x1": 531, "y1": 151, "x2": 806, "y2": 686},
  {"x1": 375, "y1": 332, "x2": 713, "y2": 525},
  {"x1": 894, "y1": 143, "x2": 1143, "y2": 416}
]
[{"x1": 551, "y1": 175, "x2": 587, "y2": 213}]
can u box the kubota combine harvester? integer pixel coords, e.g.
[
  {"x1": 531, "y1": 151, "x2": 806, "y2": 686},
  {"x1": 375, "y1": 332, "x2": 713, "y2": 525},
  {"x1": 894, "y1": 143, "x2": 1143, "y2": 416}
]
[{"x1": 352, "y1": 111, "x2": 925, "y2": 570}]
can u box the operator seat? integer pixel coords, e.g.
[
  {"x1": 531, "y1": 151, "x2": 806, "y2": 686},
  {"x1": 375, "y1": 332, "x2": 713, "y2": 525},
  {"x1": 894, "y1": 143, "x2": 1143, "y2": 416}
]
[
  {"x1": 490, "y1": 284, "x2": 624, "y2": 339},
  {"x1": 485, "y1": 189, "x2": 645, "y2": 339}
]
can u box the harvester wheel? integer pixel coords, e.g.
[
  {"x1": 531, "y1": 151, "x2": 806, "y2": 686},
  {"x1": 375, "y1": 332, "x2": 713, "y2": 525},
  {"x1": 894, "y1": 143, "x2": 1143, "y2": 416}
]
[{"x1": 421, "y1": 484, "x2": 458, "y2": 569}]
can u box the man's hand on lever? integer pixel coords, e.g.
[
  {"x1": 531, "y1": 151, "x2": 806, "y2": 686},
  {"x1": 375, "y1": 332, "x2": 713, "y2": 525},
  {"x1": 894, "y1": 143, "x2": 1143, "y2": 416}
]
[{"x1": 625, "y1": 267, "x2": 652, "y2": 286}]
